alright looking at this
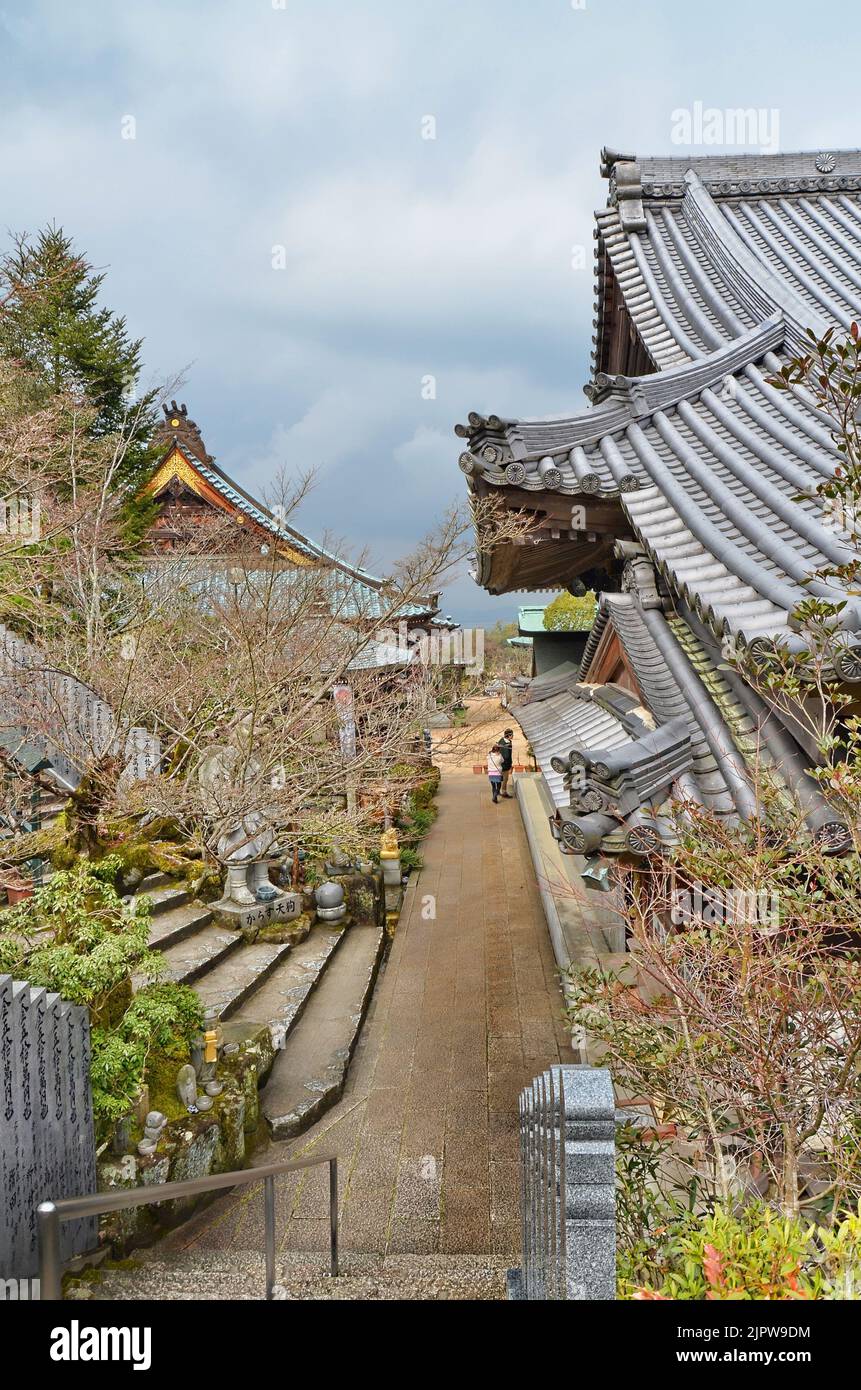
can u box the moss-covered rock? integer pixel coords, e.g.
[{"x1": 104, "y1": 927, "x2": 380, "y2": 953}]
[
  {"x1": 215, "y1": 1090, "x2": 247, "y2": 1170},
  {"x1": 96, "y1": 1043, "x2": 268, "y2": 1257},
  {"x1": 342, "y1": 871, "x2": 382, "y2": 925},
  {"x1": 252, "y1": 913, "x2": 313, "y2": 946},
  {"x1": 184, "y1": 863, "x2": 222, "y2": 902},
  {"x1": 98, "y1": 1154, "x2": 142, "y2": 1253}
]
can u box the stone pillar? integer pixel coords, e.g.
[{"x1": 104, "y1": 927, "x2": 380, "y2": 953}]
[
  {"x1": 515, "y1": 1064, "x2": 615, "y2": 1301},
  {"x1": 379, "y1": 827, "x2": 402, "y2": 926},
  {"x1": 559, "y1": 1065, "x2": 616, "y2": 1300}
]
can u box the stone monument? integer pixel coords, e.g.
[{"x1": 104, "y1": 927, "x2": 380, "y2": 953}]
[
  {"x1": 0, "y1": 975, "x2": 97, "y2": 1277},
  {"x1": 198, "y1": 733, "x2": 302, "y2": 931}
]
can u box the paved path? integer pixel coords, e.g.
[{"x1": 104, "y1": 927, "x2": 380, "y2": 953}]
[{"x1": 159, "y1": 701, "x2": 574, "y2": 1263}]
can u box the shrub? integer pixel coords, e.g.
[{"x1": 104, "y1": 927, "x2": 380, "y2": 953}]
[
  {"x1": 622, "y1": 1201, "x2": 861, "y2": 1300},
  {"x1": 0, "y1": 857, "x2": 203, "y2": 1134},
  {"x1": 91, "y1": 983, "x2": 203, "y2": 1128},
  {"x1": 542, "y1": 590, "x2": 597, "y2": 631}
]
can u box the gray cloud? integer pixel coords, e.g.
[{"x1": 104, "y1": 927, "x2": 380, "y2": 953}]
[{"x1": 2, "y1": 0, "x2": 859, "y2": 623}]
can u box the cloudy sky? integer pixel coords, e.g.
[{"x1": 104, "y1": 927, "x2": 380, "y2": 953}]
[{"x1": 2, "y1": 0, "x2": 859, "y2": 625}]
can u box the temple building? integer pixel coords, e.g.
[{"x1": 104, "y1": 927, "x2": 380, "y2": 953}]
[
  {"x1": 516, "y1": 601, "x2": 594, "y2": 677},
  {"x1": 147, "y1": 401, "x2": 440, "y2": 635},
  {"x1": 457, "y1": 147, "x2": 861, "y2": 883},
  {"x1": 1, "y1": 401, "x2": 446, "y2": 829}
]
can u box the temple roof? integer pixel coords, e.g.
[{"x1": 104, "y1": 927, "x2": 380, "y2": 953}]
[
  {"x1": 457, "y1": 147, "x2": 861, "y2": 673},
  {"x1": 150, "y1": 402, "x2": 439, "y2": 623},
  {"x1": 591, "y1": 147, "x2": 861, "y2": 377},
  {"x1": 512, "y1": 590, "x2": 850, "y2": 859},
  {"x1": 459, "y1": 147, "x2": 861, "y2": 863}
]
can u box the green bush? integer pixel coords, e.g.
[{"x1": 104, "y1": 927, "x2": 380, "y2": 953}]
[
  {"x1": 0, "y1": 857, "x2": 203, "y2": 1134},
  {"x1": 542, "y1": 590, "x2": 597, "y2": 631},
  {"x1": 91, "y1": 983, "x2": 203, "y2": 1128},
  {"x1": 621, "y1": 1201, "x2": 861, "y2": 1300},
  {"x1": 399, "y1": 847, "x2": 424, "y2": 873}
]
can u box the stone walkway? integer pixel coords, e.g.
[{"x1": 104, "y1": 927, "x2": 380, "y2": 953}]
[{"x1": 158, "y1": 702, "x2": 574, "y2": 1264}]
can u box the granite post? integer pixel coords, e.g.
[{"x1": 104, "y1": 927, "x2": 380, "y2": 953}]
[{"x1": 513, "y1": 1064, "x2": 615, "y2": 1300}]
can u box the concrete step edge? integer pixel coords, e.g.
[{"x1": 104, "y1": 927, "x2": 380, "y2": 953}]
[
  {"x1": 147, "y1": 904, "x2": 215, "y2": 952},
  {"x1": 134, "y1": 927, "x2": 243, "y2": 992},
  {"x1": 263, "y1": 923, "x2": 386, "y2": 1140},
  {"x1": 230, "y1": 925, "x2": 348, "y2": 1043},
  {"x1": 195, "y1": 940, "x2": 296, "y2": 1020},
  {"x1": 140, "y1": 884, "x2": 192, "y2": 916}
]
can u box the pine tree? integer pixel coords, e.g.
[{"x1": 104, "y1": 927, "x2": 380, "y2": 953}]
[{"x1": 0, "y1": 225, "x2": 157, "y2": 491}]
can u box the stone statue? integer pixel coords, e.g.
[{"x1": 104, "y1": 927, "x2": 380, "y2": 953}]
[
  {"x1": 198, "y1": 721, "x2": 283, "y2": 911},
  {"x1": 200, "y1": 1010, "x2": 223, "y2": 1097},
  {"x1": 379, "y1": 825, "x2": 403, "y2": 915},
  {"x1": 176, "y1": 1063, "x2": 199, "y2": 1112},
  {"x1": 137, "y1": 1110, "x2": 167, "y2": 1157},
  {"x1": 380, "y1": 827, "x2": 399, "y2": 857}
]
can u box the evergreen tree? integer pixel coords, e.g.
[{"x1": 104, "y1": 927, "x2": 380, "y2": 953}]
[{"x1": 0, "y1": 225, "x2": 157, "y2": 491}]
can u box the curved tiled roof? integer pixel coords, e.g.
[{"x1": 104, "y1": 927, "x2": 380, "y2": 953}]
[
  {"x1": 593, "y1": 151, "x2": 861, "y2": 367},
  {"x1": 456, "y1": 148, "x2": 861, "y2": 862},
  {"x1": 461, "y1": 329, "x2": 854, "y2": 643},
  {"x1": 457, "y1": 149, "x2": 861, "y2": 655},
  {"x1": 152, "y1": 435, "x2": 439, "y2": 623},
  {"x1": 512, "y1": 668, "x2": 636, "y2": 809}
]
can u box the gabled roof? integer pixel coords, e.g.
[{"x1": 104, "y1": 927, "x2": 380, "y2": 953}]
[
  {"x1": 513, "y1": 667, "x2": 637, "y2": 810},
  {"x1": 149, "y1": 403, "x2": 439, "y2": 623},
  {"x1": 592, "y1": 147, "x2": 861, "y2": 376},
  {"x1": 511, "y1": 585, "x2": 850, "y2": 858},
  {"x1": 518, "y1": 605, "x2": 550, "y2": 635}
]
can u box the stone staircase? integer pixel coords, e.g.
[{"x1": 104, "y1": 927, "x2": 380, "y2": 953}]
[
  {"x1": 78, "y1": 1249, "x2": 510, "y2": 1301},
  {"x1": 134, "y1": 875, "x2": 386, "y2": 1138},
  {"x1": 260, "y1": 919, "x2": 385, "y2": 1138}
]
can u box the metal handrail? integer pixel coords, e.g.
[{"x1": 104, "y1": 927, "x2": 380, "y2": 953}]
[{"x1": 37, "y1": 1153, "x2": 339, "y2": 1301}]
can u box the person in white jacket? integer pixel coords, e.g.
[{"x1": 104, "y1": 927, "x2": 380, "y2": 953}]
[{"x1": 488, "y1": 744, "x2": 504, "y2": 803}]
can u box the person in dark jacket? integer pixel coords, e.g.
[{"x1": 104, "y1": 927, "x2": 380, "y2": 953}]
[{"x1": 498, "y1": 729, "x2": 514, "y2": 797}]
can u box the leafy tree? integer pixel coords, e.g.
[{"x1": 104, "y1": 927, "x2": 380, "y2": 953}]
[
  {"x1": 0, "y1": 225, "x2": 157, "y2": 491},
  {"x1": 543, "y1": 589, "x2": 597, "y2": 631}
]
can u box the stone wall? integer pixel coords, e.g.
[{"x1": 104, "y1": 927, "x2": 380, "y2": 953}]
[{"x1": 97, "y1": 1026, "x2": 275, "y2": 1259}]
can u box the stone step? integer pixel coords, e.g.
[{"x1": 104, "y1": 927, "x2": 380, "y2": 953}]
[
  {"x1": 140, "y1": 883, "x2": 191, "y2": 916},
  {"x1": 230, "y1": 924, "x2": 345, "y2": 1037},
  {"x1": 82, "y1": 1251, "x2": 509, "y2": 1302},
  {"x1": 192, "y1": 940, "x2": 296, "y2": 1020},
  {"x1": 262, "y1": 921, "x2": 386, "y2": 1139},
  {"x1": 147, "y1": 902, "x2": 215, "y2": 952},
  {"x1": 139, "y1": 924, "x2": 243, "y2": 988},
  {"x1": 138, "y1": 871, "x2": 174, "y2": 893}
]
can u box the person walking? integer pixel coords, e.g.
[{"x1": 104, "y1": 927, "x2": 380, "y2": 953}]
[
  {"x1": 488, "y1": 744, "x2": 504, "y2": 803},
  {"x1": 498, "y1": 728, "x2": 514, "y2": 797}
]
